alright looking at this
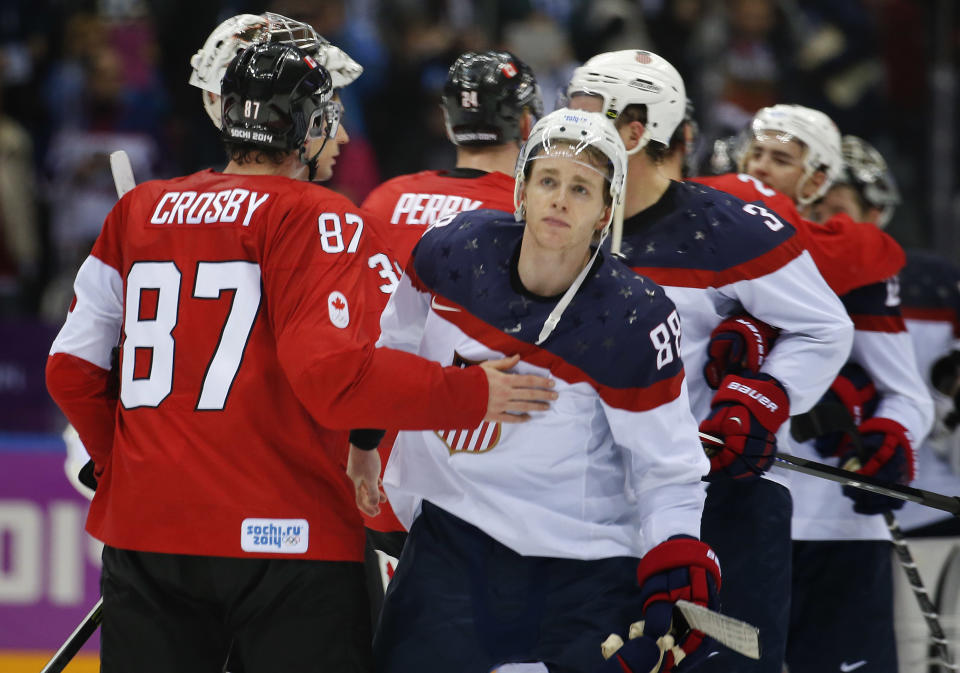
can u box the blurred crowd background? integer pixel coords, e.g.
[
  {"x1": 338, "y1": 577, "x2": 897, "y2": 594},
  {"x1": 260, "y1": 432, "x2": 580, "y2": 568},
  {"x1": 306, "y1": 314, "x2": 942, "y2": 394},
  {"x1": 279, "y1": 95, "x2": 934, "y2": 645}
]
[{"x1": 0, "y1": 0, "x2": 957, "y2": 326}]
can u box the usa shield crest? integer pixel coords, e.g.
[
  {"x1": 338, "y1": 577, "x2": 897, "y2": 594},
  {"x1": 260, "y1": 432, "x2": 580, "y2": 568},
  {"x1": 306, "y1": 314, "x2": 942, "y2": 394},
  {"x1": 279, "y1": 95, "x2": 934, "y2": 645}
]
[{"x1": 434, "y1": 351, "x2": 502, "y2": 455}]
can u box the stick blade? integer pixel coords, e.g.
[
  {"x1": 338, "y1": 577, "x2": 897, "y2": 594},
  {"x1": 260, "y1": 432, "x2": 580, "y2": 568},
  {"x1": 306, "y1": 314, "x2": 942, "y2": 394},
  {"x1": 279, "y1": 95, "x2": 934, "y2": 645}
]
[{"x1": 674, "y1": 599, "x2": 761, "y2": 660}]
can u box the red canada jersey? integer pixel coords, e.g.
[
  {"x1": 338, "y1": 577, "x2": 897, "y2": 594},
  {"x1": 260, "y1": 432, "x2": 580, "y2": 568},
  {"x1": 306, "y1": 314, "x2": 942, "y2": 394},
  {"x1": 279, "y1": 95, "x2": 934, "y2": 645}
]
[
  {"x1": 691, "y1": 173, "x2": 905, "y2": 296},
  {"x1": 362, "y1": 168, "x2": 516, "y2": 266},
  {"x1": 356, "y1": 212, "x2": 404, "y2": 337},
  {"x1": 46, "y1": 169, "x2": 488, "y2": 561}
]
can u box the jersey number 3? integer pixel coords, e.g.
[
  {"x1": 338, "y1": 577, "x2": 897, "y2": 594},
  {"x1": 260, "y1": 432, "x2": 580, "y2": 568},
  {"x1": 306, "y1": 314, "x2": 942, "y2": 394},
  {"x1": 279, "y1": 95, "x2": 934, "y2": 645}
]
[{"x1": 120, "y1": 261, "x2": 261, "y2": 410}]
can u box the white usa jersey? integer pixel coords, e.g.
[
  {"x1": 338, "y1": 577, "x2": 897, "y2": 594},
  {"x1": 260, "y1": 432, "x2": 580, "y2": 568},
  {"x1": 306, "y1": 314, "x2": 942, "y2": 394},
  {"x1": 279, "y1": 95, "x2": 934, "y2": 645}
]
[
  {"x1": 790, "y1": 278, "x2": 934, "y2": 541},
  {"x1": 380, "y1": 211, "x2": 708, "y2": 560},
  {"x1": 617, "y1": 182, "x2": 854, "y2": 489}
]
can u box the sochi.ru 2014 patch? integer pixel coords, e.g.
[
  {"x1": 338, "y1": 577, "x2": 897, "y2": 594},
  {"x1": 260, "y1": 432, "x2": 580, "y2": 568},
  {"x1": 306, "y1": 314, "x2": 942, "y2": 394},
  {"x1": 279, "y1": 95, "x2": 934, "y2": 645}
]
[{"x1": 241, "y1": 518, "x2": 309, "y2": 553}]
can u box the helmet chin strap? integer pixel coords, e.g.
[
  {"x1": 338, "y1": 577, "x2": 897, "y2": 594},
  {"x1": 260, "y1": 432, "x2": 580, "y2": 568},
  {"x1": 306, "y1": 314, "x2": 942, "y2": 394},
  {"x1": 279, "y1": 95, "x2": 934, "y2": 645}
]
[{"x1": 299, "y1": 137, "x2": 330, "y2": 182}]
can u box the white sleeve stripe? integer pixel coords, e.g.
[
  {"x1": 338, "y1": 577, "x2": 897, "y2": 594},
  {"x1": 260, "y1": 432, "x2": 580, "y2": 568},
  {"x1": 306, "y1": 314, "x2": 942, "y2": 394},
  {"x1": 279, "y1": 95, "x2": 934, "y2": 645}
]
[{"x1": 49, "y1": 255, "x2": 124, "y2": 370}]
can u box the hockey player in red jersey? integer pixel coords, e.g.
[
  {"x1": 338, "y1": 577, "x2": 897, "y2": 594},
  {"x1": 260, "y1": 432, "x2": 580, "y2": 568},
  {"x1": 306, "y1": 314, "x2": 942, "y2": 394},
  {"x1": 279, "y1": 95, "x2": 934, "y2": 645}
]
[
  {"x1": 694, "y1": 117, "x2": 932, "y2": 671},
  {"x1": 45, "y1": 44, "x2": 557, "y2": 673},
  {"x1": 187, "y1": 10, "x2": 402, "y2": 334},
  {"x1": 362, "y1": 50, "x2": 542, "y2": 265},
  {"x1": 565, "y1": 52, "x2": 853, "y2": 673},
  {"x1": 372, "y1": 107, "x2": 720, "y2": 673},
  {"x1": 358, "y1": 49, "x2": 544, "y2": 605}
]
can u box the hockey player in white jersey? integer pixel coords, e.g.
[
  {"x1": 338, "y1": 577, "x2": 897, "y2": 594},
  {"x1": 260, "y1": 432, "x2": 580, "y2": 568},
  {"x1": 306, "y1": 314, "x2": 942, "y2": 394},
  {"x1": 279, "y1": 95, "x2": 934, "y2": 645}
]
[
  {"x1": 564, "y1": 53, "x2": 853, "y2": 673},
  {"x1": 372, "y1": 108, "x2": 721, "y2": 673},
  {"x1": 736, "y1": 127, "x2": 933, "y2": 672},
  {"x1": 809, "y1": 135, "x2": 956, "y2": 538}
]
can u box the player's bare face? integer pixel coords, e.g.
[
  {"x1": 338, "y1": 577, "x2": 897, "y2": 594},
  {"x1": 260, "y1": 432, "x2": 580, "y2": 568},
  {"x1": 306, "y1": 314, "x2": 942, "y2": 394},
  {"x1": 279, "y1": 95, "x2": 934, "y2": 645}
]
[
  {"x1": 744, "y1": 135, "x2": 807, "y2": 201},
  {"x1": 809, "y1": 184, "x2": 866, "y2": 224},
  {"x1": 523, "y1": 156, "x2": 609, "y2": 254}
]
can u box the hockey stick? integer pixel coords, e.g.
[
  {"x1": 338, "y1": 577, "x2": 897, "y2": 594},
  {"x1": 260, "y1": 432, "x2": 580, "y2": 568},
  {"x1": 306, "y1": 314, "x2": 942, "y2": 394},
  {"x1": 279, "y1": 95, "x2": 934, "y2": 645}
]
[
  {"x1": 704, "y1": 409, "x2": 960, "y2": 670},
  {"x1": 674, "y1": 599, "x2": 760, "y2": 660},
  {"x1": 887, "y1": 512, "x2": 959, "y2": 670},
  {"x1": 932, "y1": 546, "x2": 960, "y2": 673},
  {"x1": 830, "y1": 415, "x2": 958, "y2": 672},
  {"x1": 109, "y1": 150, "x2": 136, "y2": 198},
  {"x1": 602, "y1": 600, "x2": 760, "y2": 665},
  {"x1": 39, "y1": 597, "x2": 102, "y2": 673},
  {"x1": 41, "y1": 151, "x2": 138, "y2": 673},
  {"x1": 699, "y1": 432, "x2": 960, "y2": 515}
]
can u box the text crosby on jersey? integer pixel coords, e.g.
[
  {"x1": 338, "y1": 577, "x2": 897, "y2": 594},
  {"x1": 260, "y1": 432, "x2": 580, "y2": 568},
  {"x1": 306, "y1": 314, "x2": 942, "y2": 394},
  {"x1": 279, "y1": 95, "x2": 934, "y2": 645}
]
[{"x1": 149, "y1": 188, "x2": 271, "y2": 228}]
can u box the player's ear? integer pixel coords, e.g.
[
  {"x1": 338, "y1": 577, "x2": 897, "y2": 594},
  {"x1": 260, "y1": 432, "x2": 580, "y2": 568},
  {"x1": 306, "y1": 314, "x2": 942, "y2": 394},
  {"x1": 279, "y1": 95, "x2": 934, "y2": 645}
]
[
  {"x1": 596, "y1": 204, "x2": 611, "y2": 231},
  {"x1": 622, "y1": 120, "x2": 645, "y2": 153},
  {"x1": 801, "y1": 170, "x2": 828, "y2": 201}
]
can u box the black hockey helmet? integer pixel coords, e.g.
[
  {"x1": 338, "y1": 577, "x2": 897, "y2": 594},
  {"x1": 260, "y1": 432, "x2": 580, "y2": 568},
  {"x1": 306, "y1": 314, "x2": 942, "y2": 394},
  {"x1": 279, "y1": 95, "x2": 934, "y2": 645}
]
[
  {"x1": 441, "y1": 50, "x2": 543, "y2": 147},
  {"x1": 220, "y1": 42, "x2": 335, "y2": 153}
]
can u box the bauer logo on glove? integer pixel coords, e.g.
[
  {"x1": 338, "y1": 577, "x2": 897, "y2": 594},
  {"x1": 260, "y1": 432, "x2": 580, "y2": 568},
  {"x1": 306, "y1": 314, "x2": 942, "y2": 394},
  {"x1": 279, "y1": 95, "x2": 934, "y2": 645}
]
[{"x1": 700, "y1": 372, "x2": 790, "y2": 480}]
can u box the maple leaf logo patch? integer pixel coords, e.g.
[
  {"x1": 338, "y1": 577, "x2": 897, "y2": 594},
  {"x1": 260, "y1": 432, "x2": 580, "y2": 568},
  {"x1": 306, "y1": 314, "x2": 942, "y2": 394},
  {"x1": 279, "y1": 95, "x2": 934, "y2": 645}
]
[{"x1": 328, "y1": 291, "x2": 350, "y2": 328}]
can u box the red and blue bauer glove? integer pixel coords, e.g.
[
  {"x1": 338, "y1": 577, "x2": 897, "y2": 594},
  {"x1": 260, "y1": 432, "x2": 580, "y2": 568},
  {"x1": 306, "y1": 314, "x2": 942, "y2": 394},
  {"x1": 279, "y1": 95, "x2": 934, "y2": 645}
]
[
  {"x1": 700, "y1": 371, "x2": 790, "y2": 480},
  {"x1": 598, "y1": 536, "x2": 722, "y2": 672},
  {"x1": 703, "y1": 315, "x2": 779, "y2": 390},
  {"x1": 839, "y1": 417, "x2": 916, "y2": 514}
]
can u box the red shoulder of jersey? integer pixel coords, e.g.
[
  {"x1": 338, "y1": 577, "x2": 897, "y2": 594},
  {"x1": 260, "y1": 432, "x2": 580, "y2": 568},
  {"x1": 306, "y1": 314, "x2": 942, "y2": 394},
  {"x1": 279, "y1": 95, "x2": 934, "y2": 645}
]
[
  {"x1": 690, "y1": 173, "x2": 906, "y2": 295},
  {"x1": 691, "y1": 173, "x2": 803, "y2": 226},
  {"x1": 362, "y1": 169, "x2": 515, "y2": 265},
  {"x1": 803, "y1": 213, "x2": 906, "y2": 296}
]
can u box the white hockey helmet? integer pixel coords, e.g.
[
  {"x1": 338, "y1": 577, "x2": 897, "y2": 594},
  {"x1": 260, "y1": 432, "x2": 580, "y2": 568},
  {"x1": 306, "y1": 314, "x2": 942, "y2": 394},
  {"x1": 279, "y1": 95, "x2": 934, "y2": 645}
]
[
  {"x1": 188, "y1": 12, "x2": 362, "y2": 128},
  {"x1": 566, "y1": 50, "x2": 685, "y2": 154},
  {"x1": 839, "y1": 135, "x2": 901, "y2": 228},
  {"x1": 744, "y1": 104, "x2": 843, "y2": 206},
  {"x1": 513, "y1": 107, "x2": 627, "y2": 229}
]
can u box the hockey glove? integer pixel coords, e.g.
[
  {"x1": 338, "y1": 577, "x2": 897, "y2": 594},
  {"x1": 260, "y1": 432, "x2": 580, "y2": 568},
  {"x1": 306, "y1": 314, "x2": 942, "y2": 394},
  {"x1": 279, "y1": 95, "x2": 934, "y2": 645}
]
[
  {"x1": 839, "y1": 417, "x2": 916, "y2": 514},
  {"x1": 703, "y1": 315, "x2": 779, "y2": 389},
  {"x1": 800, "y1": 363, "x2": 878, "y2": 458},
  {"x1": 700, "y1": 372, "x2": 789, "y2": 480},
  {"x1": 600, "y1": 536, "x2": 721, "y2": 672}
]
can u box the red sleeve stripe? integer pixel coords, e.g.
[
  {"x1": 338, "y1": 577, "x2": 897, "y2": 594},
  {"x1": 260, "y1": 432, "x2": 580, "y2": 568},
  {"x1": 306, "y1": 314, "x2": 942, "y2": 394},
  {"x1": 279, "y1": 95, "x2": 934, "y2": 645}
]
[
  {"x1": 431, "y1": 296, "x2": 685, "y2": 411},
  {"x1": 630, "y1": 237, "x2": 804, "y2": 289},
  {"x1": 850, "y1": 314, "x2": 907, "y2": 333}
]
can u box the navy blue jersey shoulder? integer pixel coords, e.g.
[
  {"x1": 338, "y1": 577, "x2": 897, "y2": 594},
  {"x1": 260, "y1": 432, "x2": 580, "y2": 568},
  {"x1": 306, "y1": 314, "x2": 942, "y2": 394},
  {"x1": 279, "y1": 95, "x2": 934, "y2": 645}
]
[
  {"x1": 616, "y1": 181, "x2": 798, "y2": 271},
  {"x1": 841, "y1": 279, "x2": 901, "y2": 318},
  {"x1": 900, "y1": 250, "x2": 960, "y2": 312},
  {"x1": 412, "y1": 209, "x2": 683, "y2": 390}
]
